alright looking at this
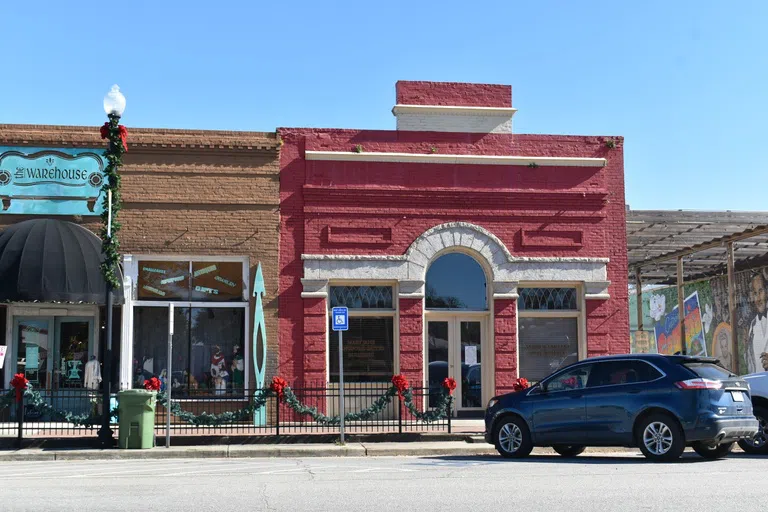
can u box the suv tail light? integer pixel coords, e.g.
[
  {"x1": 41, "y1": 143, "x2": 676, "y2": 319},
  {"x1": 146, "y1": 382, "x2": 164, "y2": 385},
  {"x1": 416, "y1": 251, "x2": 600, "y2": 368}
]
[{"x1": 675, "y1": 378, "x2": 722, "y2": 390}]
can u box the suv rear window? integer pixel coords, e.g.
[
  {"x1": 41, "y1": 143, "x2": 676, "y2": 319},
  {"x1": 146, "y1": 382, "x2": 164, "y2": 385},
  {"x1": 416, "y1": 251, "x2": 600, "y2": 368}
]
[{"x1": 682, "y1": 362, "x2": 734, "y2": 380}]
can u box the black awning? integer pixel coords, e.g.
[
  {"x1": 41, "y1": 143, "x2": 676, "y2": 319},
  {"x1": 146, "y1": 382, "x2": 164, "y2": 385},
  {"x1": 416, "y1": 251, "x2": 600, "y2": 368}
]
[{"x1": 0, "y1": 218, "x2": 123, "y2": 304}]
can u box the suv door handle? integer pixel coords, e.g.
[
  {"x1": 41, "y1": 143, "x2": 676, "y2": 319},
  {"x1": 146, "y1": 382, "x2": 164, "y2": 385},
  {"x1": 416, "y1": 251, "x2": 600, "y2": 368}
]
[{"x1": 628, "y1": 389, "x2": 642, "y2": 394}]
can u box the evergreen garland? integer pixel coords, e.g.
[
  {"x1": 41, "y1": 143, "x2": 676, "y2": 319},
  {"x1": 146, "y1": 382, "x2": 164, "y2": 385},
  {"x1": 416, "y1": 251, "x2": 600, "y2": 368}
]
[
  {"x1": 402, "y1": 387, "x2": 452, "y2": 423},
  {"x1": 280, "y1": 385, "x2": 452, "y2": 425},
  {"x1": 99, "y1": 114, "x2": 126, "y2": 289},
  {"x1": 22, "y1": 388, "x2": 101, "y2": 427},
  {"x1": 156, "y1": 390, "x2": 273, "y2": 426},
  {"x1": 281, "y1": 386, "x2": 399, "y2": 426},
  {"x1": 2, "y1": 383, "x2": 453, "y2": 427}
]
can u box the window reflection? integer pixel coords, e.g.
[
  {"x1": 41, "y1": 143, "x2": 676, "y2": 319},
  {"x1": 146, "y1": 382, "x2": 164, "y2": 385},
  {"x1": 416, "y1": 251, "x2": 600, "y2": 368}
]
[{"x1": 425, "y1": 253, "x2": 487, "y2": 310}]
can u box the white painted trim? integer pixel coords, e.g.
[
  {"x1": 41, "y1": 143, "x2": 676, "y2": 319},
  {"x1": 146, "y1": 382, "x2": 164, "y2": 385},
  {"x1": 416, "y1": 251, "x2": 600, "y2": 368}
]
[
  {"x1": 302, "y1": 254, "x2": 609, "y2": 264},
  {"x1": 392, "y1": 104, "x2": 518, "y2": 117},
  {"x1": 305, "y1": 150, "x2": 607, "y2": 168},
  {"x1": 302, "y1": 222, "x2": 610, "y2": 296},
  {"x1": 3, "y1": 307, "x2": 12, "y2": 388}
]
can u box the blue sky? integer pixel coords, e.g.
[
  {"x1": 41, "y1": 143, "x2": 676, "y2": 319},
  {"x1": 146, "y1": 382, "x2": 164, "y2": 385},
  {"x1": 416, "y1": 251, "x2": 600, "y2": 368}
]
[{"x1": 2, "y1": 1, "x2": 766, "y2": 211}]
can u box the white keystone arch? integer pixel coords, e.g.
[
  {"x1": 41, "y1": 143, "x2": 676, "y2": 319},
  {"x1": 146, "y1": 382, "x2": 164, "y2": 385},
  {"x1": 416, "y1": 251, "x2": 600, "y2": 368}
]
[{"x1": 301, "y1": 222, "x2": 611, "y2": 300}]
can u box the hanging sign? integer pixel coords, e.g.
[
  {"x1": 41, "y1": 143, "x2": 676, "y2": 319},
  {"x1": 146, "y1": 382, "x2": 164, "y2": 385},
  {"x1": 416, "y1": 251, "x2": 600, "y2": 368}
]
[
  {"x1": 0, "y1": 146, "x2": 106, "y2": 216},
  {"x1": 0, "y1": 345, "x2": 6, "y2": 369}
]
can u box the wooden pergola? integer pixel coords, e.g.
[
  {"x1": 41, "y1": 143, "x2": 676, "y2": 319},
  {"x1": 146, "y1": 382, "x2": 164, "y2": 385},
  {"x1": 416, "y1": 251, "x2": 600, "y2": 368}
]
[{"x1": 627, "y1": 209, "x2": 768, "y2": 364}]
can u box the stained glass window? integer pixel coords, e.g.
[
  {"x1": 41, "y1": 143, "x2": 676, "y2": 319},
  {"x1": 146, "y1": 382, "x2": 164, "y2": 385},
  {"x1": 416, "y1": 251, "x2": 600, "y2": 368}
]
[
  {"x1": 519, "y1": 288, "x2": 578, "y2": 311},
  {"x1": 329, "y1": 286, "x2": 393, "y2": 309}
]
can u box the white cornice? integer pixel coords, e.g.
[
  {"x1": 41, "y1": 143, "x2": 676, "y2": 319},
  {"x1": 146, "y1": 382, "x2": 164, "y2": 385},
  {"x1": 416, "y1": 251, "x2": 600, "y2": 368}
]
[
  {"x1": 305, "y1": 151, "x2": 607, "y2": 168},
  {"x1": 392, "y1": 104, "x2": 517, "y2": 117},
  {"x1": 302, "y1": 254, "x2": 610, "y2": 264}
]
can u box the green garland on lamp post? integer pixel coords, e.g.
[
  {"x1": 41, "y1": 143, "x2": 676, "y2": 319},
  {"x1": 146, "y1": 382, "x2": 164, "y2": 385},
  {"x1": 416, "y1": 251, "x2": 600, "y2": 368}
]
[
  {"x1": 99, "y1": 86, "x2": 127, "y2": 289},
  {"x1": 98, "y1": 85, "x2": 127, "y2": 447}
]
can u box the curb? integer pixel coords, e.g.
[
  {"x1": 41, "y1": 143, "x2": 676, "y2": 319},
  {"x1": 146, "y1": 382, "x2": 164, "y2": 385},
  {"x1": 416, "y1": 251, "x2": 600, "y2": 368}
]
[{"x1": 0, "y1": 443, "x2": 748, "y2": 462}]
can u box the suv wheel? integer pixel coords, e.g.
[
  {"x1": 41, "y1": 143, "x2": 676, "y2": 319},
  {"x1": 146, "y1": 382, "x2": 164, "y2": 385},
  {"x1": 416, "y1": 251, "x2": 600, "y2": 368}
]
[
  {"x1": 494, "y1": 416, "x2": 533, "y2": 458},
  {"x1": 692, "y1": 441, "x2": 733, "y2": 459},
  {"x1": 738, "y1": 405, "x2": 768, "y2": 455},
  {"x1": 552, "y1": 445, "x2": 586, "y2": 457},
  {"x1": 636, "y1": 413, "x2": 685, "y2": 462}
]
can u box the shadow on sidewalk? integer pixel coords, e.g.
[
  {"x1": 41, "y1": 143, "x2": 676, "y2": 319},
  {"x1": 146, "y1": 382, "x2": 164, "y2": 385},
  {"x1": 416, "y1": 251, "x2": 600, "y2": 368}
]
[{"x1": 415, "y1": 452, "x2": 721, "y2": 465}]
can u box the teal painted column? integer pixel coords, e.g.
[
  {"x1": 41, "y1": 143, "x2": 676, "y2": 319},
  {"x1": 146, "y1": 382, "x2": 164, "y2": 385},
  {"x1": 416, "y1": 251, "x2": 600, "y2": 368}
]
[{"x1": 252, "y1": 263, "x2": 268, "y2": 426}]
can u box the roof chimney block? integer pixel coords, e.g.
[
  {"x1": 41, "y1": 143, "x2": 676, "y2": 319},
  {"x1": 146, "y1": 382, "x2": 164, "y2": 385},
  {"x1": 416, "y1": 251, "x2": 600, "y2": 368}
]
[{"x1": 392, "y1": 81, "x2": 517, "y2": 134}]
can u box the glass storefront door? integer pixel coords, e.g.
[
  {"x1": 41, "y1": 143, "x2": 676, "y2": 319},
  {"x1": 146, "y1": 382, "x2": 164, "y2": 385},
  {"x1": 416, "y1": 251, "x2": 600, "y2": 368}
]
[
  {"x1": 54, "y1": 318, "x2": 93, "y2": 390},
  {"x1": 13, "y1": 315, "x2": 95, "y2": 390},
  {"x1": 427, "y1": 317, "x2": 485, "y2": 413},
  {"x1": 14, "y1": 317, "x2": 53, "y2": 388}
]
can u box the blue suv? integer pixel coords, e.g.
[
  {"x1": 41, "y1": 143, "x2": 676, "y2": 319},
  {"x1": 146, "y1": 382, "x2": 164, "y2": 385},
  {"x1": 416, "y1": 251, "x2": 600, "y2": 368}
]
[{"x1": 485, "y1": 354, "x2": 759, "y2": 461}]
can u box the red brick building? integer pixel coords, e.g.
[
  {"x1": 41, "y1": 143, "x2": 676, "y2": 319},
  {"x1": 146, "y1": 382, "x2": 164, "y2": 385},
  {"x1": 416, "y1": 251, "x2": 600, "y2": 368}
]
[{"x1": 278, "y1": 81, "x2": 628, "y2": 415}]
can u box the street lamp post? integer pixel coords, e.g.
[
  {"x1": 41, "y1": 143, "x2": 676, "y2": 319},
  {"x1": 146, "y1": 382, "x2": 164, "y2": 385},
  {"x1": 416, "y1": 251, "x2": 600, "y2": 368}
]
[{"x1": 97, "y1": 85, "x2": 126, "y2": 447}]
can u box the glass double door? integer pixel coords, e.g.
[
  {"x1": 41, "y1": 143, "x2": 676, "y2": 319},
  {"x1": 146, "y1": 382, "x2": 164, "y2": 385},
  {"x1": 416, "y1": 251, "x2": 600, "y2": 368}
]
[
  {"x1": 14, "y1": 316, "x2": 94, "y2": 390},
  {"x1": 427, "y1": 317, "x2": 484, "y2": 412}
]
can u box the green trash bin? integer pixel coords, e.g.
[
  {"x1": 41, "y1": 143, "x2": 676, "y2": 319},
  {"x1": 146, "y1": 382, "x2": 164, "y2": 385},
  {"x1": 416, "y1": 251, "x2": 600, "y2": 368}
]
[{"x1": 118, "y1": 389, "x2": 157, "y2": 449}]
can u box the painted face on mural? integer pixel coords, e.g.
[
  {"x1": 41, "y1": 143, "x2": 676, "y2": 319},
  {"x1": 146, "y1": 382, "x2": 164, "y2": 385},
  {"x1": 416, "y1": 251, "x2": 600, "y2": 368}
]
[{"x1": 751, "y1": 273, "x2": 767, "y2": 318}]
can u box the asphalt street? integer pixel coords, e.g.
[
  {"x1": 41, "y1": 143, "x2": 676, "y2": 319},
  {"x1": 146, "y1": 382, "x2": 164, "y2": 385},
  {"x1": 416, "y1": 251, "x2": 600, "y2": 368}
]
[{"x1": 0, "y1": 451, "x2": 765, "y2": 512}]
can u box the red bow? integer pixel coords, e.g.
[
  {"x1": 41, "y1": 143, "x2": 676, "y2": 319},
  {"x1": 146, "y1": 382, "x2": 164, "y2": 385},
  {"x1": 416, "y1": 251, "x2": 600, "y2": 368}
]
[
  {"x1": 513, "y1": 377, "x2": 530, "y2": 392},
  {"x1": 270, "y1": 377, "x2": 288, "y2": 399},
  {"x1": 442, "y1": 377, "x2": 457, "y2": 394},
  {"x1": 143, "y1": 377, "x2": 161, "y2": 391},
  {"x1": 391, "y1": 374, "x2": 409, "y2": 398},
  {"x1": 10, "y1": 373, "x2": 28, "y2": 403},
  {"x1": 100, "y1": 122, "x2": 129, "y2": 152}
]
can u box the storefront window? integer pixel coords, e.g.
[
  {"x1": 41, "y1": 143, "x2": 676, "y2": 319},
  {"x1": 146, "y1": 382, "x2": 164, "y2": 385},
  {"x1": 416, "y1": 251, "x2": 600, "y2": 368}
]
[
  {"x1": 137, "y1": 260, "x2": 190, "y2": 300},
  {"x1": 133, "y1": 307, "x2": 245, "y2": 395},
  {"x1": 518, "y1": 286, "x2": 580, "y2": 382},
  {"x1": 137, "y1": 260, "x2": 245, "y2": 302},
  {"x1": 191, "y1": 261, "x2": 245, "y2": 302},
  {"x1": 328, "y1": 317, "x2": 394, "y2": 383},
  {"x1": 518, "y1": 317, "x2": 579, "y2": 382}
]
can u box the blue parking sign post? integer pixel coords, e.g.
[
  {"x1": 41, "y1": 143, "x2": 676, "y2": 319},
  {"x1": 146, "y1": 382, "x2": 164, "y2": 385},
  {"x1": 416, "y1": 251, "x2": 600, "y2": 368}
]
[{"x1": 331, "y1": 307, "x2": 348, "y2": 444}]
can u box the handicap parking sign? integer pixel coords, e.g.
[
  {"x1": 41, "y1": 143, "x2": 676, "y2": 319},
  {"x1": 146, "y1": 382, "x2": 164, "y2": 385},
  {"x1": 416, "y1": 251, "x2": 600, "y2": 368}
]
[{"x1": 331, "y1": 307, "x2": 348, "y2": 331}]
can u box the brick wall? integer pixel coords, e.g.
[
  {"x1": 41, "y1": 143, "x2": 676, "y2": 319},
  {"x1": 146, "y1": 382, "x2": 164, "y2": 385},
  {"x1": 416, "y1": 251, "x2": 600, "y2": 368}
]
[
  {"x1": 0, "y1": 125, "x2": 281, "y2": 384},
  {"x1": 279, "y1": 81, "x2": 628, "y2": 392}
]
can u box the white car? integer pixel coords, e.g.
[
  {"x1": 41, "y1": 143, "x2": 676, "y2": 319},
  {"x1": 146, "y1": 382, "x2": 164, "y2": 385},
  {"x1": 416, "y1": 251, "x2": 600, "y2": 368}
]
[{"x1": 741, "y1": 372, "x2": 768, "y2": 454}]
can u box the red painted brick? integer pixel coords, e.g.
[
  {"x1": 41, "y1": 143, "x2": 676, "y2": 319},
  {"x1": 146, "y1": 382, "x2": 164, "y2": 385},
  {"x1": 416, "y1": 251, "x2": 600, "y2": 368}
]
[{"x1": 278, "y1": 81, "x2": 629, "y2": 389}]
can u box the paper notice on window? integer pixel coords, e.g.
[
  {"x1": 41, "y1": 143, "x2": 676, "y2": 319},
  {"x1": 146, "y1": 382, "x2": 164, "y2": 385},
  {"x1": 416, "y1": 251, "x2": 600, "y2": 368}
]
[
  {"x1": 0, "y1": 346, "x2": 6, "y2": 369},
  {"x1": 464, "y1": 346, "x2": 478, "y2": 365}
]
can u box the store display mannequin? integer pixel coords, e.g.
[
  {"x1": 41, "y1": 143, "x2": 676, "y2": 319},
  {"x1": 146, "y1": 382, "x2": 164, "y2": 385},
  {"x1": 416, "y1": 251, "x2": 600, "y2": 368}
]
[
  {"x1": 231, "y1": 345, "x2": 244, "y2": 389},
  {"x1": 84, "y1": 356, "x2": 102, "y2": 390},
  {"x1": 210, "y1": 346, "x2": 228, "y2": 395}
]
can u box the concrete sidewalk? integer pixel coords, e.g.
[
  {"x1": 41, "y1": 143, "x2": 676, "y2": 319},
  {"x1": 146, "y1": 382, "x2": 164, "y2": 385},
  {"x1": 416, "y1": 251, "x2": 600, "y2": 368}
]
[{"x1": 0, "y1": 442, "x2": 655, "y2": 461}]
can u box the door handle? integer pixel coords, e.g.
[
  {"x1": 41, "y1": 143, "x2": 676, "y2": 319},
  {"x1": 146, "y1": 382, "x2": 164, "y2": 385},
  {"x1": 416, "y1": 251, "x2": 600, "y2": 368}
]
[
  {"x1": 570, "y1": 394, "x2": 583, "y2": 399},
  {"x1": 628, "y1": 389, "x2": 642, "y2": 394}
]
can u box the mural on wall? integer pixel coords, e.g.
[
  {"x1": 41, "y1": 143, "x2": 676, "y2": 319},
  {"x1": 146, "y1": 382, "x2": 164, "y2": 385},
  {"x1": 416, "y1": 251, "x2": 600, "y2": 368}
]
[
  {"x1": 653, "y1": 292, "x2": 707, "y2": 356},
  {"x1": 630, "y1": 265, "x2": 768, "y2": 375}
]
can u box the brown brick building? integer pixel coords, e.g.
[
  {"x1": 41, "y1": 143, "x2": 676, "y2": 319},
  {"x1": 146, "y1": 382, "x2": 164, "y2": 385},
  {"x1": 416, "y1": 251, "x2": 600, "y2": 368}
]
[{"x1": 0, "y1": 124, "x2": 280, "y2": 398}]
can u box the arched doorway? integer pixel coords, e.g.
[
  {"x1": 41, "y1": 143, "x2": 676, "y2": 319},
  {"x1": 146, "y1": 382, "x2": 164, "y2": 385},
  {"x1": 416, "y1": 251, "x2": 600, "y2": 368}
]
[{"x1": 425, "y1": 252, "x2": 489, "y2": 415}]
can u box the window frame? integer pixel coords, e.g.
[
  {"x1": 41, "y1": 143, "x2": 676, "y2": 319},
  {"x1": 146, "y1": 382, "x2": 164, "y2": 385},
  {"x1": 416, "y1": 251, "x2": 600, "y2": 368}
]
[
  {"x1": 326, "y1": 281, "x2": 399, "y2": 384},
  {"x1": 517, "y1": 284, "x2": 586, "y2": 372},
  {"x1": 126, "y1": 254, "x2": 250, "y2": 396}
]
